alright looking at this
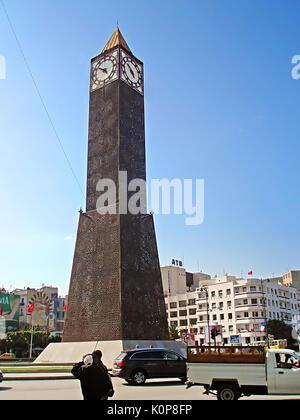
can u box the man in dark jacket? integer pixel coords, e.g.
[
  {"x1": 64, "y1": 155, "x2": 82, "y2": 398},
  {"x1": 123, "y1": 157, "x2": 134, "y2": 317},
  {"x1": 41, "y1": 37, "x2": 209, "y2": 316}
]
[{"x1": 71, "y1": 350, "x2": 114, "y2": 400}]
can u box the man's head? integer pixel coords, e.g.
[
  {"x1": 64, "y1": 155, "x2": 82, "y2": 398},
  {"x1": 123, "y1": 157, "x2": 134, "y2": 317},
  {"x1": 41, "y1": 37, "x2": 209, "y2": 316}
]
[
  {"x1": 83, "y1": 354, "x2": 93, "y2": 367},
  {"x1": 92, "y1": 350, "x2": 102, "y2": 363}
]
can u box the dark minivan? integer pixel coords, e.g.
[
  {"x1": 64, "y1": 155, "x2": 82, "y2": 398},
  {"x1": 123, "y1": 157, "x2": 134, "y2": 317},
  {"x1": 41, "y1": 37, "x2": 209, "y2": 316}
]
[{"x1": 112, "y1": 348, "x2": 186, "y2": 385}]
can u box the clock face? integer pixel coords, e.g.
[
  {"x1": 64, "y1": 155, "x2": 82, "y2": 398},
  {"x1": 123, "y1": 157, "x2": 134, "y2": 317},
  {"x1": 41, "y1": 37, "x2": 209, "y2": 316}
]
[
  {"x1": 121, "y1": 54, "x2": 143, "y2": 93},
  {"x1": 91, "y1": 54, "x2": 118, "y2": 91}
]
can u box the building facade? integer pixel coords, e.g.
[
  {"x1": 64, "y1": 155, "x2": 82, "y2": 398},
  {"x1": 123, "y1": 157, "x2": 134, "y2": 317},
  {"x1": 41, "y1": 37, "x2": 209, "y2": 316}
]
[
  {"x1": 12, "y1": 286, "x2": 67, "y2": 335},
  {"x1": 282, "y1": 270, "x2": 300, "y2": 289},
  {"x1": 163, "y1": 266, "x2": 300, "y2": 346}
]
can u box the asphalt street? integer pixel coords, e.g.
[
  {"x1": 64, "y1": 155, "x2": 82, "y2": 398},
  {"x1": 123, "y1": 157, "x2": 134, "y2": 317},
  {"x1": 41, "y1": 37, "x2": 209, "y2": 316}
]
[{"x1": 1, "y1": 376, "x2": 300, "y2": 400}]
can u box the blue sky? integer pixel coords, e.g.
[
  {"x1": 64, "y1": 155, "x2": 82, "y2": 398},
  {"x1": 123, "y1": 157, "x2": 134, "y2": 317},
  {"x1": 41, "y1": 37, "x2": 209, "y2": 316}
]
[{"x1": 0, "y1": 0, "x2": 300, "y2": 295}]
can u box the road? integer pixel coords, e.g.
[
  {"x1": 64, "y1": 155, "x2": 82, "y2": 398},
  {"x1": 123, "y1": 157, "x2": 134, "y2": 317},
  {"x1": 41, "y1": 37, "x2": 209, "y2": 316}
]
[{"x1": 1, "y1": 377, "x2": 300, "y2": 400}]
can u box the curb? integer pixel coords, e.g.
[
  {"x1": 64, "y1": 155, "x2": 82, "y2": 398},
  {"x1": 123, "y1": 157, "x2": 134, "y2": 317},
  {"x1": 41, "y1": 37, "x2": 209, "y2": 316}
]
[
  {"x1": 2, "y1": 369, "x2": 113, "y2": 381},
  {"x1": 3, "y1": 375, "x2": 74, "y2": 381}
]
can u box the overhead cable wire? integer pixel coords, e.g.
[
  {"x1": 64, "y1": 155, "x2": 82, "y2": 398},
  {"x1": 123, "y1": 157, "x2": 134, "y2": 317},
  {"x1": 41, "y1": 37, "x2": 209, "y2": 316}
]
[{"x1": 0, "y1": 0, "x2": 86, "y2": 201}]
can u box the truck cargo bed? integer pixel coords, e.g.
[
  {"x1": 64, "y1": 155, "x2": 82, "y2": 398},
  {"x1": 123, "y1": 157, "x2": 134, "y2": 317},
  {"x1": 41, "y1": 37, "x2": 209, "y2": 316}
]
[{"x1": 187, "y1": 345, "x2": 265, "y2": 364}]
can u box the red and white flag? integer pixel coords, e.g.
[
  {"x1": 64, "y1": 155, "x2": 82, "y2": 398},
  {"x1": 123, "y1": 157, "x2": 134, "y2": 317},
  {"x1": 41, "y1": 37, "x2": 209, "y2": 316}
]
[{"x1": 248, "y1": 270, "x2": 253, "y2": 276}]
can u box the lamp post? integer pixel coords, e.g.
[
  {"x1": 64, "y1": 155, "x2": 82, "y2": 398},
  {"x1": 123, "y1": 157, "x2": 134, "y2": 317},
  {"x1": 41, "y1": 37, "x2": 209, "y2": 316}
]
[
  {"x1": 200, "y1": 286, "x2": 211, "y2": 346},
  {"x1": 261, "y1": 279, "x2": 269, "y2": 348},
  {"x1": 27, "y1": 303, "x2": 35, "y2": 359},
  {"x1": 29, "y1": 314, "x2": 34, "y2": 359}
]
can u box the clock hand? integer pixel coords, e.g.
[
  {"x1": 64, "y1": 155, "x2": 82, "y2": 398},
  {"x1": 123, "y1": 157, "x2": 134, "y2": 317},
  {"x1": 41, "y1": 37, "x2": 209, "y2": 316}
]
[
  {"x1": 99, "y1": 67, "x2": 108, "y2": 74},
  {"x1": 127, "y1": 64, "x2": 135, "y2": 78}
]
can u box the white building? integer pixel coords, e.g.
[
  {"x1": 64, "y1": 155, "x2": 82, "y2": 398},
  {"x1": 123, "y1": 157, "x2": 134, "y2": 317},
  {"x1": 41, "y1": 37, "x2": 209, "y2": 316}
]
[{"x1": 162, "y1": 266, "x2": 300, "y2": 346}]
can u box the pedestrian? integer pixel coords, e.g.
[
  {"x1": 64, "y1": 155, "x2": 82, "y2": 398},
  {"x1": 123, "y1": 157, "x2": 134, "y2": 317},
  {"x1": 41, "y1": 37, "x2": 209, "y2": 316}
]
[{"x1": 71, "y1": 349, "x2": 114, "y2": 401}]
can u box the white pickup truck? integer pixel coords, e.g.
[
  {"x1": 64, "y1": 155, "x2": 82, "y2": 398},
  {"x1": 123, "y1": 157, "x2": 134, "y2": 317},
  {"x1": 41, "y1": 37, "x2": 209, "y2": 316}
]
[{"x1": 186, "y1": 346, "x2": 300, "y2": 400}]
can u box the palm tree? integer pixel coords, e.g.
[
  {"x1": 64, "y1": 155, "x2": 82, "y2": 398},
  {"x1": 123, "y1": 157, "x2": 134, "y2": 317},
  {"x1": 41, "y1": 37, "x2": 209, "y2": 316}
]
[{"x1": 169, "y1": 325, "x2": 180, "y2": 340}]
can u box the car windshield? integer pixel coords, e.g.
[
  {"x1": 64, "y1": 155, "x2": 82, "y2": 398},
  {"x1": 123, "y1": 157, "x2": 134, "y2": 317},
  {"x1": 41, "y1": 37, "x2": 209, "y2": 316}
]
[
  {"x1": 115, "y1": 352, "x2": 127, "y2": 361},
  {"x1": 292, "y1": 352, "x2": 300, "y2": 361}
]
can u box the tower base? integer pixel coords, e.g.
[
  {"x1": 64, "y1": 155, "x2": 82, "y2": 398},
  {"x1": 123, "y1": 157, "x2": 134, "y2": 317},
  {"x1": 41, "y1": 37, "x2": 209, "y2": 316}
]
[{"x1": 33, "y1": 340, "x2": 186, "y2": 369}]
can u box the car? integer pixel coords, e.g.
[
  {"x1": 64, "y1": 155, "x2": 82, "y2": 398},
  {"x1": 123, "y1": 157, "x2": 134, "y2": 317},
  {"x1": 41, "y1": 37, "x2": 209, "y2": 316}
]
[
  {"x1": 112, "y1": 348, "x2": 186, "y2": 385},
  {"x1": 0, "y1": 370, "x2": 3, "y2": 383},
  {"x1": 0, "y1": 353, "x2": 16, "y2": 360}
]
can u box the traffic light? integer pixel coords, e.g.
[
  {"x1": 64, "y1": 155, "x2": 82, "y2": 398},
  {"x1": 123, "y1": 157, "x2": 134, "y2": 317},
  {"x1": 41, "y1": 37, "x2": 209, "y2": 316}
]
[{"x1": 211, "y1": 327, "x2": 220, "y2": 341}]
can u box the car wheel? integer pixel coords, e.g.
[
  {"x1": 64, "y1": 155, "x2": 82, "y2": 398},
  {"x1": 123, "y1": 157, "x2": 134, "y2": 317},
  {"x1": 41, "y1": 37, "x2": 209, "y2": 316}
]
[
  {"x1": 217, "y1": 384, "x2": 240, "y2": 400},
  {"x1": 131, "y1": 369, "x2": 147, "y2": 386}
]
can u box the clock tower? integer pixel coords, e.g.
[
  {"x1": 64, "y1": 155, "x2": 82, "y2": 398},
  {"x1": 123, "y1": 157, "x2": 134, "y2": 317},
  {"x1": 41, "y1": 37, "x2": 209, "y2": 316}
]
[{"x1": 63, "y1": 28, "x2": 169, "y2": 342}]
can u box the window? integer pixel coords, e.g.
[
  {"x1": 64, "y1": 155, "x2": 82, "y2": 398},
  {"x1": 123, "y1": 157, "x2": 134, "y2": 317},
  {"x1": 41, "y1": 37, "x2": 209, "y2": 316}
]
[
  {"x1": 170, "y1": 311, "x2": 177, "y2": 318},
  {"x1": 218, "y1": 290, "x2": 223, "y2": 298},
  {"x1": 189, "y1": 308, "x2": 196, "y2": 315},
  {"x1": 226, "y1": 289, "x2": 231, "y2": 297},
  {"x1": 190, "y1": 318, "x2": 197, "y2": 325},
  {"x1": 179, "y1": 300, "x2": 187, "y2": 307},
  {"x1": 228, "y1": 313, "x2": 233, "y2": 320},
  {"x1": 180, "y1": 319, "x2": 188, "y2": 326},
  {"x1": 211, "y1": 291, "x2": 215, "y2": 299},
  {"x1": 179, "y1": 310, "x2": 187, "y2": 317},
  {"x1": 275, "y1": 353, "x2": 300, "y2": 369},
  {"x1": 116, "y1": 352, "x2": 127, "y2": 361},
  {"x1": 251, "y1": 299, "x2": 257, "y2": 305},
  {"x1": 170, "y1": 302, "x2": 177, "y2": 309},
  {"x1": 250, "y1": 286, "x2": 256, "y2": 292},
  {"x1": 162, "y1": 352, "x2": 180, "y2": 361},
  {"x1": 131, "y1": 351, "x2": 163, "y2": 360},
  {"x1": 188, "y1": 299, "x2": 196, "y2": 306}
]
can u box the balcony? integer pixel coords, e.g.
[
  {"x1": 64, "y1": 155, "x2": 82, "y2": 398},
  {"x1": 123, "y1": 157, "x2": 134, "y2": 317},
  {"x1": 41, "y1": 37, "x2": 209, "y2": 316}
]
[
  {"x1": 235, "y1": 304, "x2": 264, "y2": 311},
  {"x1": 197, "y1": 318, "x2": 209, "y2": 324},
  {"x1": 234, "y1": 292, "x2": 264, "y2": 300},
  {"x1": 236, "y1": 317, "x2": 265, "y2": 323}
]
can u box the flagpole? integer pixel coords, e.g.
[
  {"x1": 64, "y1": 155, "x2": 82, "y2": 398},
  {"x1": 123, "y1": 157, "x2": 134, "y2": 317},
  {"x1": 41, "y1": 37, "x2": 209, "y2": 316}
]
[{"x1": 29, "y1": 313, "x2": 34, "y2": 359}]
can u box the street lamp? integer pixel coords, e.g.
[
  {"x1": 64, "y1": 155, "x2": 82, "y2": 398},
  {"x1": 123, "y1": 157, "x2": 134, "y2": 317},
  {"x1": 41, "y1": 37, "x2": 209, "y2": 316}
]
[
  {"x1": 261, "y1": 279, "x2": 270, "y2": 348},
  {"x1": 200, "y1": 286, "x2": 211, "y2": 346}
]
